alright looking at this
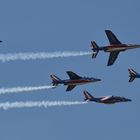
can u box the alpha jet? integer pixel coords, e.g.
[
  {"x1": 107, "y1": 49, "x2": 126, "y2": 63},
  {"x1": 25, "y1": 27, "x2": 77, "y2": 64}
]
[
  {"x1": 50, "y1": 71, "x2": 101, "y2": 92},
  {"x1": 128, "y1": 68, "x2": 140, "y2": 82},
  {"x1": 91, "y1": 30, "x2": 140, "y2": 66},
  {"x1": 83, "y1": 90, "x2": 131, "y2": 104}
]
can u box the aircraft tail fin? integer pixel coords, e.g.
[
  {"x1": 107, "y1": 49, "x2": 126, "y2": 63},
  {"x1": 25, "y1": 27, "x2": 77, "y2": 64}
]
[
  {"x1": 128, "y1": 68, "x2": 140, "y2": 82},
  {"x1": 90, "y1": 41, "x2": 99, "y2": 58},
  {"x1": 83, "y1": 90, "x2": 94, "y2": 101},
  {"x1": 50, "y1": 74, "x2": 62, "y2": 86}
]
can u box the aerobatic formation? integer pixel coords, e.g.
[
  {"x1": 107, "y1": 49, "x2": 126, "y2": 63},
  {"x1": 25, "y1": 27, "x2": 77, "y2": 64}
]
[{"x1": 1, "y1": 29, "x2": 140, "y2": 110}]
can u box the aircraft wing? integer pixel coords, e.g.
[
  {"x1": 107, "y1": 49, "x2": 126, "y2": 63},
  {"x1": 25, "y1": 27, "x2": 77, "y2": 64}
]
[
  {"x1": 129, "y1": 76, "x2": 135, "y2": 82},
  {"x1": 66, "y1": 85, "x2": 76, "y2": 91},
  {"x1": 105, "y1": 30, "x2": 122, "y2": 44},
  {"x1": 107, "y1": 51, "x2": 120, "y2": 66},
  {"x1": 101, "y1": 96, "x2": 113, "y2": 101},
  {"x1": 66, "y1": 71, "x2": 82, "y2": 80}
]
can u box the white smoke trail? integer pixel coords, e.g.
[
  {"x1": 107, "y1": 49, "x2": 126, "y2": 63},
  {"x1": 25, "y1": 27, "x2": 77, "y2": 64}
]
[
  {"x1": 0, "y1": 101, "x2": 88, "y2": 110},
  {"x1": 0, "y1": 85, "x2": 55, "y2": 95},
  {"x1": 0, "y1": 51, "x2": 92, "y2": 62}
]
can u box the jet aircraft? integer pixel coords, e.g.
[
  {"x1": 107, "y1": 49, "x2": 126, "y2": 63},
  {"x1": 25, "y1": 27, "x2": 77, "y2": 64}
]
[
  {"x1": 91, "y1": 30, "x2": 140, "y2": 66},
  {"x1": 50, "y1": 71, "x2": 101, "y2": 91},
  {"x1": 128, "y1": 68, "x2": 140, "y2": 82},
  {"x1": 83, "y1": 90, "x2": 131, "y2": 104}
]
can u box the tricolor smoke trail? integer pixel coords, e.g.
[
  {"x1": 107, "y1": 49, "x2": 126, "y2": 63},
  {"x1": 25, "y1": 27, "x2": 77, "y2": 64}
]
[
  {"x1": 0, "y1": 101, "x2": 88, "y2": 110},
  {"x1": 0, "y1": 51, "x2": 92, "y2": 62},
  {"x1": 0, "y1": 85, "x2": 55, "y2": 95}
]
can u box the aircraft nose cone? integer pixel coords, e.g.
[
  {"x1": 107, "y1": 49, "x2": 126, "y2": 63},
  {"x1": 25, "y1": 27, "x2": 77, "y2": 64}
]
[
  {"x1": 97, "y1": 78, "x2": 101, "y2": 81},
  {"x1": 124, "y1": 98, "x2": 132, "y2": 102},
  {"x1": 93, "y1": 78, "x2": 101, "y2": 82},
  {"x1": 127, "y1": 99, "x2": 132, "y2": 102}
]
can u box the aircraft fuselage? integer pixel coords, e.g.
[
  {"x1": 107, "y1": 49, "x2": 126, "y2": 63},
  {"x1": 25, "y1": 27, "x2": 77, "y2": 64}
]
[
  {"x1": 59, "y1": 78, "x2": 101, "y2": 86},
  {"x1": 136, "y1": 75, "x2": 140, "y2": 78},
  {"x1": 90, "y1": 96, "x2": 131, "y2": 104},
  {"x1": 51, "y1": 71, "x2": 101, "y2": 91},
  {"x1": 97, "y1": 44, "x2": 140, "y2": 52}
]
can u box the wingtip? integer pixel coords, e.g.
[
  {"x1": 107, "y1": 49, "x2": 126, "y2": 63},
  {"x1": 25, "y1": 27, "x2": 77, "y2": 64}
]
[
  {"x1": 83, "y1": 90, "x2": 87, "y2": 94},
  {"x1": 107, "y1": 63, "x2": 112, "y2": 66},
  {"x1": 50, "y1": 73, "x2": 54, "y2": 76},
  {"x1": 105, "y1": 29, "x2": 111, "y2": 32},
  {"x1": 66, "y1": 89, "x2": 71, "y2": 92},
  {"x1": 66, "y1": 71, "x2": 72, "y2": 73},
  {"x1": 66, "y1": 71, "x2": 70, "y2": 73}
]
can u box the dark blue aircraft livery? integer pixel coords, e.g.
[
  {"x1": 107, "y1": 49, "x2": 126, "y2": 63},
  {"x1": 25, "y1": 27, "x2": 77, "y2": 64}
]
[
  {"x1": 91, "y1": 30, "x2": 140, "y2": 66},
  {"x1": 83, "y1": 90, "x2": 131, "y2": 104},
  {"x1": 128, "y1": 68, "x2": 140, "y2": 82},
  {"x1": 50, "y1": 71, "x2": 101, "y2": 91}
]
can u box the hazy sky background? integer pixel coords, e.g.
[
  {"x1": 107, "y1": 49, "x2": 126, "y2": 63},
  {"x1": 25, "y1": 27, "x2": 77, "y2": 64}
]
[{"x1": 0, "y1": 0, "x2": 140, "y2": 140}]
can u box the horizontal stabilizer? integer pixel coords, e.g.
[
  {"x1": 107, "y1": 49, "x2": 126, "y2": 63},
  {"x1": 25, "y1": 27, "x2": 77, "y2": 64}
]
[
  {"x1": 50, "y1": 74, "x2": 61, "y2": 86},
  {"x1": 90, "y1": 41, "x2": 99, "y2": 58},
  {"x1": 128, "y1": 68, "x2": 140, "y2": 82}
]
